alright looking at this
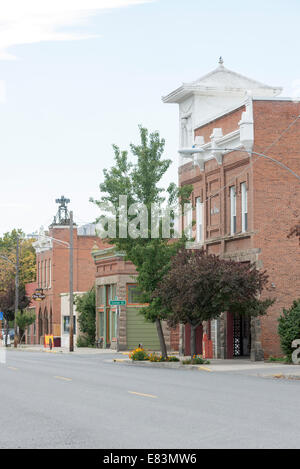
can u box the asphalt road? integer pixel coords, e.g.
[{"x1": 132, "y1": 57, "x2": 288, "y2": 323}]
[{"x1": 1, "y1": 350, "x2": 300, "y2": 449}]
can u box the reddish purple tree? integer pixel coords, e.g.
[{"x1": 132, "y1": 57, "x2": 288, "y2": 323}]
[{"x1": 154, "y1": 249, "x2": 274, "y2": 360}]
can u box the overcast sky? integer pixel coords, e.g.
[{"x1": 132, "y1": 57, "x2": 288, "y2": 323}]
[{"x1": 1, "y1": 0, "x2": 300, "y2": 235}]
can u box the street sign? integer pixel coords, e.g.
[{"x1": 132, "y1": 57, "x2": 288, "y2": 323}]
[
  {"x1": 0, "y1": 312, "x2": 3, "y2": 321},
  {"x1": 109, "y1": 300, "x2": 126, "y2": 306}
]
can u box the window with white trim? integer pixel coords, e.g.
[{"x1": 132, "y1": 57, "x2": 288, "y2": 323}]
[
  {"x1": 44, "y1": 260, "x2": 47, "y2": 288},
  {"x1": 241, "y1": 182, "x2": 248, "y2": 233},
  {"x1": 185, "y1": 203, "x2": 193, "y2": 239},
  {"x1": 41, "y1": 261, "x2": 44, "y2": 288},
  {"x1": 230, "y1": 186, "x2": 236, "y2": 235},
  {"x1": 48, "y1": 260, "x2": 52, "y2": 289},
  {"x1": 196, "y1": 197, "x2": 204, "y2": 243}
]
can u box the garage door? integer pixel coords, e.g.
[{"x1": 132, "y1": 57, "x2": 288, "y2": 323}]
[{"x1": 126, "y1": 307, "x2": 160, "y2": 351}]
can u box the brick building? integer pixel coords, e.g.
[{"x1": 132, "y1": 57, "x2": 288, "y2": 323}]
[
  {"x1": 27, "y1": 197, "x2": 107, "y2": 345},
  {"x1": 92, "y1": 247, "x2": 173, "y2": 351},
  {"x1": 163, "y1": 60, "x2": 300, "y2": 360}
]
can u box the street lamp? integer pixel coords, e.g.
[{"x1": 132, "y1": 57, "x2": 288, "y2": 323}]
[{"x1": 32, "y1": 211, "x2": 74, "y2": 352}]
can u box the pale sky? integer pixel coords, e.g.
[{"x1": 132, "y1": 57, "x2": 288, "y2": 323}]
[{"x1": 1, "y1": 0, "x2": 300, "y2": 234}]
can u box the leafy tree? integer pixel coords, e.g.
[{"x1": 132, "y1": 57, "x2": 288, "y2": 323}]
[
  {"x1": 154, "y1": 248, "x2": 274, "y2": 360},
  {"x1": 75, "y1": 288, "x2": 96, "y2": 346},
  {"x1": 0, "y1": 229, "x2": 36, "y2": 288},
  {"x1": 92, "y1": 126, "x2": 192, "y2": 358},
  {"x1": 16, "y1": 309, "x2": 36, "y2": 344},
  {"x1": 278, "y1": 300, "x2": 300, "y2": 362},
  {"x1": 0, "y1": 280, "x2": 30, "y2": 346}
]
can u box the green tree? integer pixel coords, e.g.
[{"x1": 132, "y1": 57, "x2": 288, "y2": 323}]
[
  {"x1": 16, "y1": 309, "x2": 36, "y2": 344},
  {"x1": 75, "y1": 288, "x2": 96, "y2": 347},
  {"x1": 0, "y1": 229, "x2": 36, "y2": 288},
  {"x1": 278, "y1": 300, "x2": 300, "y2": 362},
  {"x1": 154, "y1": 248, "x2": 275, "y2": 360},
  {"x1": 0, "y1": 280, "x2": 30, "y2": 346},
  {"x1": 92, "y1": 126, "x2": 192, "y2": 358}
]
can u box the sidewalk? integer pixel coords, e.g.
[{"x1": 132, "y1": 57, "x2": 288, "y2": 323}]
[
  {"x1": 113, "y1": 356, "x2": 300, "y2": 378},
  {"x1": 6, "y1": 345, "x2": 122, "y2": 355}
]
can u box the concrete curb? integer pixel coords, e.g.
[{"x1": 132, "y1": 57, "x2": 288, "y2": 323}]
[{"x1": 113, "y1": 359, "x2": 212, "y2": 371}]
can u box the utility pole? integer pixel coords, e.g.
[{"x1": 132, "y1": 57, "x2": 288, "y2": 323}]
[
  {"x1": 14, "y1": 236, "x2": 19, "y2": 348},
  {"x1": 69, "y1": 211, "x2": 74, "y2": 352}
]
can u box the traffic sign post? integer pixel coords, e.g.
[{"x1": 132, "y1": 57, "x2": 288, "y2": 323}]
[{"x1": 109, "y1": 300, "x2": 126, "y2": 352}]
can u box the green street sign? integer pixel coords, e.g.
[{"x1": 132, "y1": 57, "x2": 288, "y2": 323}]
[{"x1": 109, "y1": 300, "x2": 126, "y2": 306}]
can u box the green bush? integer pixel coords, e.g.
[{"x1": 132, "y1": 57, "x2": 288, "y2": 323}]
[
  {"x1": 77, "y1": 335, "x2": 93, "y2": 348},
  {"x1": 268, "y1": 356, "x2": 288, "y2": 363},
  {"x1": 278, "y1": 300, "x2": 300, "y2": 362},
  {"x1": 167, "y1": 356, "x2": 180, "y2": 362},
  {"x1": 129, "y1": 347, "x2": 149, "y2": 361},
  {"x1": 182, "y1": 356, "x2": 210, "y2": 365}
]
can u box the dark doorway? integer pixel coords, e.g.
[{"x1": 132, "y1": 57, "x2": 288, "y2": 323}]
[
  {"x1": 185, "y1": 324, "x2": 203, "y2": 356},
  {"x1": 227, "y1": 312, "x2": 251, "y2": 358}
]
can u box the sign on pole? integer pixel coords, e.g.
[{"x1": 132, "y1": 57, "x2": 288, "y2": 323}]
[
  {"x1": 109, "y1": 300, "x2": 126, "y2": 306},
  {"x1": 0, "y1": 312, "x2": 3, "y2": 321}
]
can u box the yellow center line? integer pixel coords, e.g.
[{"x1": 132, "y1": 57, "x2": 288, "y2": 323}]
[
  {"x1": 198, "y1": 366, "x2": 212, "y2": 372},
  {"x1": 114, "y1": 358, "x2": 126, "y2": 362},
  {"x1": 7, "y1": 366, "x2": 18, "y2": 371},
  {"x1": 128, "y1": 391, "x2": 158, "y2": 399},
  {"x1": 54, "y1": 376, "x2": 72, "y2": 382}
]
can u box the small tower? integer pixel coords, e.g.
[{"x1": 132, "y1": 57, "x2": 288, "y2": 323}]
[{"x1": 51, "y1": 195, "x2": 71, "y2": 226}]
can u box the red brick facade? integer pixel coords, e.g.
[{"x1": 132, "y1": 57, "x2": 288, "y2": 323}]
[
  {"x1": 27, "y1": 225, "x2": 108, "y2": 345},
  {"x1": 179, "y1": 99, "x2": 300, "y2": 358}
]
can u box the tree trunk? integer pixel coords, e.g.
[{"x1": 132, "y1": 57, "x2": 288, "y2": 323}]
[
  {"x1": 155, "y1": 318, "x2": 167, "y2": 359},
  {"x1": 190, "y1": 323, "x2": 197, "y2": 362}
]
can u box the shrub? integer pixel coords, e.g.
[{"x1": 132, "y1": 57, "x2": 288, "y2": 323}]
[
  {"x1": 129, "y1": 347, "x2": 149, "y2": 361},
  {"x1": 167, "y1": 356, "x2": 180, "y2": 362},
  {"x1": 268, "y1": 356, "x2": 288, "y2": 363},
  {"x1": 278, "y1": 300, "x2": 300, "y2": 362},
  {"x1": 77, "y1": 335, "x2": 93, "y2": 348},
  {"x1": 148, "y1": 353, "x2": 180, "y2": 362},
  {"x1": 182, "y1": 355, "x2": 210, "y2": 365}
]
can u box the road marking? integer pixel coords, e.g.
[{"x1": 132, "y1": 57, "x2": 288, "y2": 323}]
[
  {"x1": 7, "y1": 366, "x2": 18, "y2": 371},
  {"x1": 128, "y1": 391, "x2": 157, "y2": 399},
  {"x1": 198, "y1": 366, "x2": 212, "y2": 372},
  {"x1": 54, "y1": 376, "x2": 72, "y2": 382},
  {"x1": 114, "y1": 359, "x2": 126, "y2": 362}
]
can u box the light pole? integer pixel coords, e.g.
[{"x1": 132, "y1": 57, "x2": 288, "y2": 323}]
[{"x1": 69, "y1": 211, "x2": 74, "y2": 352}]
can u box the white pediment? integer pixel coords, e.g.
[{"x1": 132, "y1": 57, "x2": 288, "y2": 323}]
[
  {"x1": 193, "y1": 65, "x2": 278, "y2": 91},
  {"x1": 163, "y1": 64, "x2": 282, "y2": 103}
]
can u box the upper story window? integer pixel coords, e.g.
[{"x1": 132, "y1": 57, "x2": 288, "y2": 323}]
[
  {"x1": 185, "y1": 203, "x2": 193, "y2": 239},
  {"x1": 241, "y1": 182, "x2": 248, "y2": 233},
  {"x1": 41, "y1": 260, "x2": 44, "y2": 288},
  {"x1": 38, "y1": 262, "x2": 41, "y2": 288},
  {"x1": 48, "y1": 260, "x2": 52, "y2": 289},
  {"x1": 230, "y1": 186, "x2": 236, "y2": 235},
  {"x1": 44, "y1": 260, "x2": 47, "y2": 288},
  {"x1": 127, "y1": 284, "x2": 145, "y2": 305},
  {"x1": 196, "y1": 197, "x2": 204, "y2": 243}
]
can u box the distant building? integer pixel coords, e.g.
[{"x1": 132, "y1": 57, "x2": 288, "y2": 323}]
[
  {"x1": 163, "y1": 60, "x2": 300, "y2": 359},
  {"x1": 28, "y1": 197, "x2": 107, "y2": 346}
]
